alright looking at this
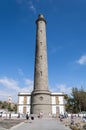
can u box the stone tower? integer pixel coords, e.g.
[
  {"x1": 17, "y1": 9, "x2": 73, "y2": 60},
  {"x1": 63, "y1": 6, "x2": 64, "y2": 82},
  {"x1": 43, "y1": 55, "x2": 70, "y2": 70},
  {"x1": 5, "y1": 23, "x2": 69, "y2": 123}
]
[{"x1": 31, "y1": 14, "x2": 51, "y2": 116}]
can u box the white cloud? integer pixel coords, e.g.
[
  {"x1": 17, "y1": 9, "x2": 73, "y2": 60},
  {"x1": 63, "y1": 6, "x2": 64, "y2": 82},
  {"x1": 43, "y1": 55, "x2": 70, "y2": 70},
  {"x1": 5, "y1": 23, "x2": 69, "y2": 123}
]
[
  {"x1": 20, "y1": 78, "x2": 33, "y2": 92},
  {"x1": 0, "y1": 90, "x2": 10, "y2": 97},
  {"x1": 18, "y1": 68, "x2": 24, "y2": 76},
  {"x1": 77, "y1": 55, "x2": 86, "y2": 65},
  {"x1": 0, "y1": 77, "x2": 33, "y2": 102},
  {"x1": 0, "y1": 77, "x2": 20, "y2": 91},
  {"x1": 50, "y1": 46, "x2": 63, "y2": 54},
  {"x1": 16, "y1": 0, "x2": 37, "y2": 14},
  {"x1": 56, "y1": 84, "x2": 72, "y2": 94},
  {"x1": 50, "y1": 84, "x2": 72, "y2": 94},
  {"x1": 25, "y1": 78, "x2": 33, "y2": 86},
  {"x1": 28, "y1": 1, "x2": 36, "y2": 14},
  {"x1": 0, "y1": 92, "x2": 9, "y2": 102}
]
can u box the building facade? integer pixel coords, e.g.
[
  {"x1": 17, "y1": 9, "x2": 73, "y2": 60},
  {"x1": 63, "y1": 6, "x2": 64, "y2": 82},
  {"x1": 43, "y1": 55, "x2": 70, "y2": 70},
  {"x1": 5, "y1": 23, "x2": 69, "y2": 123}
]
[{"x1": 18, "y1": 92, "x2": 65, "y2": 116}]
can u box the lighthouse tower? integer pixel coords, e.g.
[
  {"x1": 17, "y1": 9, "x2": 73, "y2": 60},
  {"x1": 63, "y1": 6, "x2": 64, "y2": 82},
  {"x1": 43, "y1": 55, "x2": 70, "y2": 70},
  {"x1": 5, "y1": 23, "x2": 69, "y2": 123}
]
[{"x1": 31, "y1": 14, "x2": 51, "y2": 116}]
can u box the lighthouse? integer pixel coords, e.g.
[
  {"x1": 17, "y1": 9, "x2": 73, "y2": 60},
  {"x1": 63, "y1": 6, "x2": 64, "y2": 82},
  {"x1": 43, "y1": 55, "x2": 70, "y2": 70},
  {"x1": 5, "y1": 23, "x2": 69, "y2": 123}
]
[
  {"x1": 31, "y1": 14, "x2": 51, "y2": 116},
  {"x1": 18, "y1": 14, "x2": 65, "y2": 117}
]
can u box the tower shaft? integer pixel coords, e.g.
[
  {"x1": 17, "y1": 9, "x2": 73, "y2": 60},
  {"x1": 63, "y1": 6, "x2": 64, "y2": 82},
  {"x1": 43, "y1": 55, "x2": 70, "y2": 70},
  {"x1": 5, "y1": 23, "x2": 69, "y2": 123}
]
[
  {"x1": 34, "y1": 15, "x2": 48, "y2": 91},
  {"x1": 31, "y1": 14, "x2": 51, "y2": 117}
]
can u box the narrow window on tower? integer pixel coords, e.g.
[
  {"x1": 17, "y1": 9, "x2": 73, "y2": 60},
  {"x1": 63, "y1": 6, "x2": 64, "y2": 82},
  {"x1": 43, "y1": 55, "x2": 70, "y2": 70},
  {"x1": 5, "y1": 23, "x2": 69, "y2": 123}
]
[
  {"x1": 40, "y1": 42, "x2": 42, "y2": 45},
  {"x1": 40, "y1": 55, "x2": 42, "y2": 59},
  {"x1": 40, "y1": 30, "x2": 42, "y2": 33},
  {"x1": 40, "y1": 71, "x2": 42, "y2": 76}
]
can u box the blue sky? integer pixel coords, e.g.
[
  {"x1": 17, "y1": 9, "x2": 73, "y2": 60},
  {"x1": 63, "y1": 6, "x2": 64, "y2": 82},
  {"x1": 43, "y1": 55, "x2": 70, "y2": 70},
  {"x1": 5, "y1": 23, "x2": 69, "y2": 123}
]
[{"x1": 0, "y1": 0, "x2": 86, "y2": 102}]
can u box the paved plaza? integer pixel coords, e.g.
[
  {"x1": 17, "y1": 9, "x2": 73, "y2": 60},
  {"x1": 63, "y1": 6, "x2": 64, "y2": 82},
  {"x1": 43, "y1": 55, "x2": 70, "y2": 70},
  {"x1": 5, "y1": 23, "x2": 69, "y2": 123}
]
[{"x1": 0, "y1": 118, "x2": 71, "y2": 130}]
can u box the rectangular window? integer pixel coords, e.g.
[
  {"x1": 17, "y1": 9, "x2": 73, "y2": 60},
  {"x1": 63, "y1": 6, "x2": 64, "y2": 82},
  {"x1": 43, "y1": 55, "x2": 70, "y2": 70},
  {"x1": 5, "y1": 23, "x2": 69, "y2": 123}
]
[
  {"x1": 40, "y1": 71, "x2": 42, "y2": 76},
  {"x1": 40, "y1": 30, "x2": 42, "y2": 33},
  {"x1": 24, "y1": 96, "x2": 27, "y2": 104},
  {"x1": 56, "y1": 96, "x2": 59, "y2": 104},
  {"x1": 40, "y1": 55, "x2": 42, "y2": 59},
  {"x1": 23, "y1": 107, "x2": 26, "y2": 113},
  {"x1": 40, "y1": 42, "x2": 42, "y2": 45}
]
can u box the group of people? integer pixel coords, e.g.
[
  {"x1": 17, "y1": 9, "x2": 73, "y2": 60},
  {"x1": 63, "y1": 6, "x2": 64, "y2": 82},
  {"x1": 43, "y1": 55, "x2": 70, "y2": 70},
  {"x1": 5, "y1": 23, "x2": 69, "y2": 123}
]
[
  {"x1": 59, "y1": 112, "x2": 68, "y2": 121},
  {"x1": 26, "y1": 113, "x2": 34, "y2": 120}
]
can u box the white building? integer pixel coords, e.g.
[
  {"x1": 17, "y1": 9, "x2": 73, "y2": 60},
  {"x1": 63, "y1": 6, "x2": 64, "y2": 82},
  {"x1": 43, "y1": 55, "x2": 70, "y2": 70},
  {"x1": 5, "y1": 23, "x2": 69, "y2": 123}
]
[{"x1": 17, "y1": 92, "x2": 65, "y2": 116}]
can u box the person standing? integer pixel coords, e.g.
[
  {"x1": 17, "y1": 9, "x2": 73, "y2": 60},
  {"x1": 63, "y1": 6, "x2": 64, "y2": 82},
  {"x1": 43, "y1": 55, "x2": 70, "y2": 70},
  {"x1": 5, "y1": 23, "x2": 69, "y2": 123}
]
[{"x1": 26, "y1": 112, "x2": 29, "y2": 120}]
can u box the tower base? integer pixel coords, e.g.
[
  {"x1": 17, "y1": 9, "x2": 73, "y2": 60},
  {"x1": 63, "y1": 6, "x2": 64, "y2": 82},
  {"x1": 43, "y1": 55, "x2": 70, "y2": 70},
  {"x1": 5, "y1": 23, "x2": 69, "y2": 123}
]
[{"x1": 31, "y1": 90, "x2": 51, "y2": 117}]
